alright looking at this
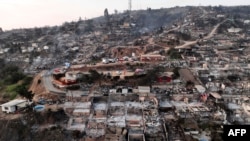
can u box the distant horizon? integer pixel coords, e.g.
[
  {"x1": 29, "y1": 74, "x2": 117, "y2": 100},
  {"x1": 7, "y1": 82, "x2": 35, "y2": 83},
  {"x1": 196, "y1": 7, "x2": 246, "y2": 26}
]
[{"x1": 1, "y1": 0, "x2": 250, "y2": 31}]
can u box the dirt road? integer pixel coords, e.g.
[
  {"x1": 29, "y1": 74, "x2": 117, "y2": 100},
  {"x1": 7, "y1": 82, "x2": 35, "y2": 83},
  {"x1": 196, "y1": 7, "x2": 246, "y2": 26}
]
[{"x1": 175, "y1": 20, "x2": 226, "y2": 49}]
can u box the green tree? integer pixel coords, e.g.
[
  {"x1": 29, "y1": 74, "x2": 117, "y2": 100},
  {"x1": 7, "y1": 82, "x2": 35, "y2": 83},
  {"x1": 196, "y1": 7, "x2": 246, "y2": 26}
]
[
  {"x1": 0, "y1": 65, "x2": 25, "y2": 85},
  {"x1": 15, "y1": 85, "x2": 34, "y2": 101}
]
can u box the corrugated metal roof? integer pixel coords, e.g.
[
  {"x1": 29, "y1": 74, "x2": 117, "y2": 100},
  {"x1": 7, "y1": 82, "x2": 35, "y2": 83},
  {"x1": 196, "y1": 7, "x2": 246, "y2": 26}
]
[{"x1": 1, "y1": 99, "x2": 26, "y2": 107}]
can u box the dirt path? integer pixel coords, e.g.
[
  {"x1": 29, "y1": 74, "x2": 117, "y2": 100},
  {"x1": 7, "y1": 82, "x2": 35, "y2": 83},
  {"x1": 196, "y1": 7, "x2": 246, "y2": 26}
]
[{"x1": 175, "y1": 20, "x2": 226, "y2": 49}]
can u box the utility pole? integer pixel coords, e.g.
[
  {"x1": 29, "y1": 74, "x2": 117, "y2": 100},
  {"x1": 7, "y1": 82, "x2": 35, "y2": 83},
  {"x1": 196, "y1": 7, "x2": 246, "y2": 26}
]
[
  {"x1": 128, "y1": 0, "x2": 132, "y2": 12},
  {"x1": 128, "y1": 0, "x2": 132, "y2": 41}
]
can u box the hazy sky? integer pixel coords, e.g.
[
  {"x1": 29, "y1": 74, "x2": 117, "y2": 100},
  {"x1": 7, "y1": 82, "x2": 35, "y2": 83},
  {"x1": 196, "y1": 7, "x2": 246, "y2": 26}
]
[{"x1": 1, "y1": 0, "x2": 250, "y2": 30}]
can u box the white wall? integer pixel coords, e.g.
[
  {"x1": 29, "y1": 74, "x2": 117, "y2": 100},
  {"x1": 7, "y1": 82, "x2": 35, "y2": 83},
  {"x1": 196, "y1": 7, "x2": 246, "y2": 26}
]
[{"x1": 1, "y1": 106, "x2": 16, "y2": 113}]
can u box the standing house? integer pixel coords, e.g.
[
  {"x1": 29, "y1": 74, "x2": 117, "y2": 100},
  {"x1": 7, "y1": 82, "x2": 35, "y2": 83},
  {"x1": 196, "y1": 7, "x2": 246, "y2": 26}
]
[
  {"x1": 1, "y1": 99, "x2": 27, "y2": 113},
  {"x1": 138, "y1": 86, "x2": 150, "y2": 94}
]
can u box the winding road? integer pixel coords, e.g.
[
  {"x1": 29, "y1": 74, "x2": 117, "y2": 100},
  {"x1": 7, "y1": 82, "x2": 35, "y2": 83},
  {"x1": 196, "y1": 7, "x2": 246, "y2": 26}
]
[
  {"x1": 175, "y1": 20, "x2": 226, "y2": 49},
  {"x1": 42, "y1": 70, "x2": 66, "y2": 94}
]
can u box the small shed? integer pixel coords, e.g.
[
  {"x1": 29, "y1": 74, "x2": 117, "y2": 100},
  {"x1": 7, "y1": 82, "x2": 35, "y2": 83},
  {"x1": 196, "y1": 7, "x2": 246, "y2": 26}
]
[
  {"x1": 1, "y1": 99, "x2": 27, "y2": 113},
  {"x1": 122, "y1": 88, "x2": 128, "y2": 94},
  {"x1": 195, "y1": 85, "x2": 206, "y2": 93}
]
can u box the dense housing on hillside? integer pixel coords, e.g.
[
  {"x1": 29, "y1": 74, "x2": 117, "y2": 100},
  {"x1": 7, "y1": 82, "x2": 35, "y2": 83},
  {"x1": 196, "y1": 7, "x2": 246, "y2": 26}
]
[{"x1": 1, "y1": 5, "x2": 250, "y2": 141}]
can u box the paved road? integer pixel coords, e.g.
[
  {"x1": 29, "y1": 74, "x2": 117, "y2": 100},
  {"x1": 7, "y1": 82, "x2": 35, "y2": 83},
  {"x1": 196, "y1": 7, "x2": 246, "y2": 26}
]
[{"x1": 42, "y1": 70, "x2": 66, "y2": 94}]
